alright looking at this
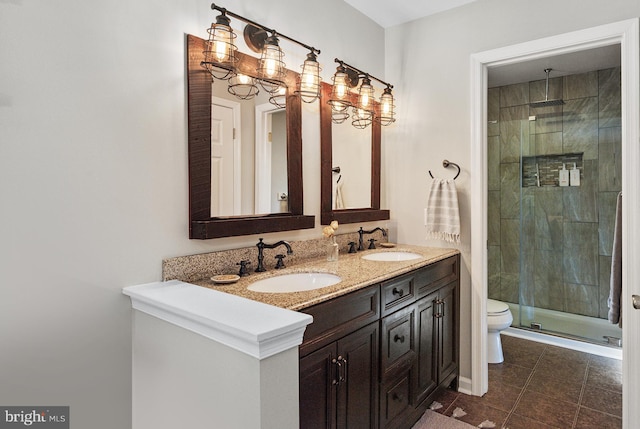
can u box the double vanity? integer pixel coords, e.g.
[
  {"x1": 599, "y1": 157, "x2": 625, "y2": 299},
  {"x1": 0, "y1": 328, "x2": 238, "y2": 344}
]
[
  {"x1": 158, "y1": 18, "x2": 460, "y2": 429},
  {"x1": 124, "y1": 239, "x2": 459, "y2": 429}
]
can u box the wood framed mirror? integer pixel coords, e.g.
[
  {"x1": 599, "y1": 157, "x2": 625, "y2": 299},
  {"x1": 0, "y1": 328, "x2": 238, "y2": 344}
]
[
  {"x1": 187, "y1": 34, "x2": 314, "y2": 239},
  {"x1": 320, "y1": 82, "x2": 389, "y2": 225}
]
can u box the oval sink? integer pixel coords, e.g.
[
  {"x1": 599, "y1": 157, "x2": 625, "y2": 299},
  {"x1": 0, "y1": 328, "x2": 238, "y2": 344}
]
[
  {"x1": 361, "y1": 252, "x2": 422, "y2": 262},
  {"x1": 248, "y1": 272, "x2": 341, "y2": 293}
]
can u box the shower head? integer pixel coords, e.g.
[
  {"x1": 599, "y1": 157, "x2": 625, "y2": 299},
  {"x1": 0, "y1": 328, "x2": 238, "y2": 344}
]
[
  {"x1": 529, "y1": 98, "x2": 565, "y2": 108},
  {"x1": 529, "y1": 68, "x2": 565, "y2": 108}
]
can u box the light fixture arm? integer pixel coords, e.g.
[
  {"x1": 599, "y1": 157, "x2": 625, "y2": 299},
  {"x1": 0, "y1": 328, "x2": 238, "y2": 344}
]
[
  {"x1": 334, "y1": 58, "x2": 393, "y2": 89},
  {"x1": 211, "y1": 3, "x2": 320, "y2": 55}
]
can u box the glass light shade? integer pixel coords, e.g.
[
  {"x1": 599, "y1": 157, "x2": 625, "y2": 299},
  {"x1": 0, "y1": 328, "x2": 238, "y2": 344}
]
[
  {"x1": 328, "y1": 66, "x2": 351, "y2": 113},
  {"x1": 351, "y1": 106, "x2": 373, "y2": 129},
  {"x1": 296, "y1": 52, "x2": 321, "y2": 103},
  {"x1": 227, "y1": 73, "x2": 259, "y2": 100},
  {"x1": 269, "y1": 85, "x2": 288, "y2": 108},
  {"x1": 331, "y1": 110, "x2": 349, "y2": 124},
  {"x1": 377, "y1": 87, "x2": 396, "y2": 126},
  {"x1": 202, "y1": 14, "x2": 237, "y2": 80},
  {"x1": 257, "y1": 35, "x2": 286, "y2": 93},
  {"x1": 357, "y1": 76, "x2": 374, "y2": 112}
]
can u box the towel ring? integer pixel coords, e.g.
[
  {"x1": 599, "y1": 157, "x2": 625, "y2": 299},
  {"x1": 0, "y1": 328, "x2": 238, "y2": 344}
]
[{"x1": 429, "y1": 159, "x2": 460, "y2": 180}]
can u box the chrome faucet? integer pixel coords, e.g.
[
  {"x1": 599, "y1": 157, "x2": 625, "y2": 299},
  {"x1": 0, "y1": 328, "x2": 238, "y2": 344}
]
[
  {"x1": 357, "y1": 227, "x2": 388, "y2": 251},
  {"x1": 255, "y1": 238, "x2": 293, "y2": 272}
]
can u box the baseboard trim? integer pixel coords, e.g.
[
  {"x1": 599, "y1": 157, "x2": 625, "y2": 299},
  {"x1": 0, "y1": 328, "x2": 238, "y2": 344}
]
[{"x1": 457, "y1": 376, "x2": 473, "y2": 395}]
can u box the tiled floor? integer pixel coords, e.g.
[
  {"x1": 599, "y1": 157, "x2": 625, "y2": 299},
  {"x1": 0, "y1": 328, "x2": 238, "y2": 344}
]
[{"x1": 431, "y1": 334, "x2": 622, "y2": 428}]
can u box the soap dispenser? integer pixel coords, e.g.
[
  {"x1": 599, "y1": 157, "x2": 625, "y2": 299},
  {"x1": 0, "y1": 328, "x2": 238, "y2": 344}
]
[
  {"x1": 570, "y1": 163, "x2": 580, "y2": 186},
  {"x1": 559, "y1": 163, "x2": 569, "y2": 187}
]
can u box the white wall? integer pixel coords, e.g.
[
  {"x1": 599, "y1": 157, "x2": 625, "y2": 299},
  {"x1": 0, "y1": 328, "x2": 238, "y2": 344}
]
[
  {"x1": 0, "y1": 1, "x2": 383, "y2": 428},
  {"x1": 384, "y1": 0, "x2": 640, "y2": 383}
]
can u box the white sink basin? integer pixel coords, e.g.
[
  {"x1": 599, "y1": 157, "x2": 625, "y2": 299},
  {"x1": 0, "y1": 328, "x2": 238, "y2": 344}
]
[
  {"x1": 361, "y1": 252, "x2": 422, "y2": 262},
  {"x1": 247, "y1": 272, "x2": 342, "y2": 293}
]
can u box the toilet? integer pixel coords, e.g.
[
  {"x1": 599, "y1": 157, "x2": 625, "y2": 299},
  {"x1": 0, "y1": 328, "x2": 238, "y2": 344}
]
[{"x1": 487, "y1": 299, "x2": 513, "y2": 364}]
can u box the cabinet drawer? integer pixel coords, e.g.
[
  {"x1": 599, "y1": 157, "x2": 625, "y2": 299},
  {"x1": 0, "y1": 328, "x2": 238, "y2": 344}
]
[
  {"x1": 380, "y1": 371, "x2": 412, "y2": 429},
  {"x1": 300, "y1": 285, "x2": 380, "y2": 357},
  {"x1": 381, "y1": 273, "x2": 415, "y2": 316},
  {"x1": 380, "y1": 305, "x2": 415, "y2": 377},
  {"x1": 416, "y1": 255, "x2": 459, "y2": 298}
]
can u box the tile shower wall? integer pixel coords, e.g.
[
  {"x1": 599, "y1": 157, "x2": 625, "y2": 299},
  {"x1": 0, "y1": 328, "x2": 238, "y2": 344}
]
[{"x1": 487, "y1": 67, "x2": 621, "y2": 319}]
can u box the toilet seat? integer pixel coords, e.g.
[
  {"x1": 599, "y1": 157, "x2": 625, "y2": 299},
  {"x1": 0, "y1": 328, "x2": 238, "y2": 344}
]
[{"x1": 487, "y1": 299, "x2": 509, "y2": 315}]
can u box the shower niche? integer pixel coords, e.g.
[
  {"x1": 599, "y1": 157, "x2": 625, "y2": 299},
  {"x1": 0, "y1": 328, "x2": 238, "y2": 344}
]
[{"x1": 521, "y1": 152, "x2": 583, "y2": 187}]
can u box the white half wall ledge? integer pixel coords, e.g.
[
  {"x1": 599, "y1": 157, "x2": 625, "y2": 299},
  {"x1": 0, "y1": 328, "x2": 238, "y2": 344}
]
[{"x1": 122, "y1": 280, "x2": 313, "y2": 360}]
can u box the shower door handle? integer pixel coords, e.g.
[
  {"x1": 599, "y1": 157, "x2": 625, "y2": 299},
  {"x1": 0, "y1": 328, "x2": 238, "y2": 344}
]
[{"x1": 633, "y1": 295, "x2": 640, "y2": 310}]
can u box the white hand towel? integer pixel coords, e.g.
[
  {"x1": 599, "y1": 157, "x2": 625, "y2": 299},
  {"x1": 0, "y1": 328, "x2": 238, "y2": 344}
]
[
  {"x1": 425, "y1": 178, "x2": 460, "y2": 243},
  {"x1": 608, "y1": 192, "x2": 622, "y2": 327},
  {"x1": 333, "y1": 180, "x2": 345, "y2": 209}
]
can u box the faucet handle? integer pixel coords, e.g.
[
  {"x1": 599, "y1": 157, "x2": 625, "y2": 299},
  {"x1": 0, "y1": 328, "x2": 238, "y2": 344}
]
[
  {"x1": 348, "y1": 242, "x2": 357, "y2": 253},
  {"x1": 237, "y1": 260, "x2": 251, "y2": 276},
  {"x1": 274, "y1": 254, "x2": 286, "y2": 269},
  {"x1": 368, "y1": 238, "x2": 377, "y2": 249}
]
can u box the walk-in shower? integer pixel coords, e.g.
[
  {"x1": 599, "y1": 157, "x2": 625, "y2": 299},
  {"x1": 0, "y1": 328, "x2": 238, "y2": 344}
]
[{"x1": 487, "y1": 66, "x2": 622, "y2": 348}]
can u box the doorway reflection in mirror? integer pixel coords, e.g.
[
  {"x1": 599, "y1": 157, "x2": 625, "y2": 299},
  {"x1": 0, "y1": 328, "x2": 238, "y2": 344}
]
[
  {"x1": 210, "y1": 81, "x2": 288, "y2": 217},
  {"x1": 331, "y1": 121, "x2": 372, "y2": 209}
]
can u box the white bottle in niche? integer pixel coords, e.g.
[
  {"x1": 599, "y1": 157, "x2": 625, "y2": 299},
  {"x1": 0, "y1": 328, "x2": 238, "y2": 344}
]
[
  {"x1": 559, "y1": 163, "x2": 569, "y2": 187},
  {"x1": 570, "y1": 163, "x2": 580, "y2": 186}
]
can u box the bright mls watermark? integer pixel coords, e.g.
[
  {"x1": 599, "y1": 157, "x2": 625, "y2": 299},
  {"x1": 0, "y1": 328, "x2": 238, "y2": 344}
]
[{"x1": 0, "y1": 407, "x2": 68, "y2": 428}]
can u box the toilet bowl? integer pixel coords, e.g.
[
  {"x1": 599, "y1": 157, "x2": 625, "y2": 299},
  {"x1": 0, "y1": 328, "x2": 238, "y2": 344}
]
[{"x1": 487, "y1": 299, "x2": 513, "y2": 364}]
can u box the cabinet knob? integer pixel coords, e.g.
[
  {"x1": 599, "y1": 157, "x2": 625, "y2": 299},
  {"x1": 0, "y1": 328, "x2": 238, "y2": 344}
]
[
  {"x1": 392, "y1": 287, "x2": 404, "y2": 297},
  {"x1": 393, "y1": 334, "x2": 405, "y2": 343}
]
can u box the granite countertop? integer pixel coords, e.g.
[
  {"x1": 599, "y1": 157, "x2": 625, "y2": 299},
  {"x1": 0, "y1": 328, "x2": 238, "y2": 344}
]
[{"x1": 191, "y1": 245, "x2": 459, "y2": 311}]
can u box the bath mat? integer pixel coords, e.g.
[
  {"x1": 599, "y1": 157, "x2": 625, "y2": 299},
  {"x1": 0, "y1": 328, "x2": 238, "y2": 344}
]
[{"x1": 411, "y1": 410, "x2": 477, "y2": 429}]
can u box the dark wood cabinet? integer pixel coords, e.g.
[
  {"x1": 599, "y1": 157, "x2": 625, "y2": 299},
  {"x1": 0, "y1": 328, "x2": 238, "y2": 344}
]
[
  {"x1": 300, "y1": 343, "x2": 336, "y2": 428},
  {"x1": 414, "y1": 291, "x2": 438, "y2": 407},
  {"x1": 300, "y1": 321, "x2": 379, "y2": 429},
  {"x1": 413, "y1": 280, "x2": 459, "y2": 412},
  {"x1": 300, "y1": 254, "x2": 459, "y2": 429},
  {"x1": 436, "y1": 281, "x2": 458, "y2": 386}
]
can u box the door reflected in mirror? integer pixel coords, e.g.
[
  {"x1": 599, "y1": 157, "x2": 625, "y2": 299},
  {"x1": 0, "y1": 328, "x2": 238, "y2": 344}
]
[
  {"x1": 211, "y1": 83, "x2": 288, "y2": 217},
  {"x1": 331, "y1": 121, "x2": 371, "y2": 209}
]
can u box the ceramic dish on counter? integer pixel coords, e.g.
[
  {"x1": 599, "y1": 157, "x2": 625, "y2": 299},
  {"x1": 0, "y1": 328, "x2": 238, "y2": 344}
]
[{"x1": 211, "y1": 274, "x2": 240, "y2": 284}]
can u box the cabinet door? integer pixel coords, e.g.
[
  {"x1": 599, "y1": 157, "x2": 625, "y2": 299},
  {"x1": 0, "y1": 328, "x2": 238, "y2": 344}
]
[
  {"x1": 437, "y1": 282, "x2": 458, "y2": 383},
  {"x1": 336, "y1": 322, "x2": 379, "y2": 429},
  {"x1": 413, "y1": 291, "x2": 438, "y2": 406},
  {"x1": 300, "y1": 343, "x2": 338, "y2": 429}
]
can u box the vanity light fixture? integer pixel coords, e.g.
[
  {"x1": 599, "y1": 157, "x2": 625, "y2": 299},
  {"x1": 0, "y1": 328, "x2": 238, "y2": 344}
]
[
  {"x1": 202, "y1": 3, "x2": 322, "y2": 106},
  {"x1": 296, "y1": 51, "x2": 322, "y2": 103},
  {"x1": 377, "y1": 86, "x2": 396, "y2": 126},
  {"x1": 269, "y1": 84, "x2": 288, "y2": 108},
  {"x1": 227, "y1": 73, "x2": 259, "y2": 99},
  {"x1": 353, "y1": 75, "x2": 374, "y2": 128},
  {"x1": 257, "y1": 33, "x2": 286, "y2": 94},
  {"x1": 328, "y1": 64, "x2": 352, "y2": 113},
  {"x1": 328, "y1": 58, "x2": 396, "y2": 128},
  {"x1": 202, "y1": 9, "x2": 238, "y2": 80}
]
